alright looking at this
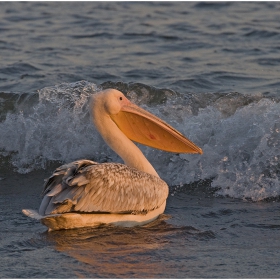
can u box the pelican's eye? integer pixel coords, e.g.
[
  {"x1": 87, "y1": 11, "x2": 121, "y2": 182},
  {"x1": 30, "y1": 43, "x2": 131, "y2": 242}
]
[{"x1": 119, "y1": 97, "x2": 123, "y2": 101}]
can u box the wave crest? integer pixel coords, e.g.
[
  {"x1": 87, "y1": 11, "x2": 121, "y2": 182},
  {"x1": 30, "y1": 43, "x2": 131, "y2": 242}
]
[{"x1": 0, "y1": 81, "x2": 279, "y2": 201}]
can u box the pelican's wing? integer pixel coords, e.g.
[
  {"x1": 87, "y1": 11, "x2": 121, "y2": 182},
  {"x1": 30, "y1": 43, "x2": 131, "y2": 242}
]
[{"x1": 39, "y1": 160, "x2": 168, "y2": 216}]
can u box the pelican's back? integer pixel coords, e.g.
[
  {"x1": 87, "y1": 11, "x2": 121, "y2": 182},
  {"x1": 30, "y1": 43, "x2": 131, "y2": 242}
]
[{"x1": 39, "y1": 159, "x2": 169, "y2": 216}]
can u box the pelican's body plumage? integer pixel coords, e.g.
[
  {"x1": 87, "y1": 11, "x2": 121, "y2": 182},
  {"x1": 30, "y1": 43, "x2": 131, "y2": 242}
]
[{"x1": 23, "y1": 88, "x2": 202, "y2": 230}]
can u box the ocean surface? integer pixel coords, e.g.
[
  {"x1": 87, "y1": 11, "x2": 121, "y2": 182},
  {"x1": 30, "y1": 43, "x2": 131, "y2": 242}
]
[{"x1": 1, "y1": 1, "x2": 280, "y2": 278}]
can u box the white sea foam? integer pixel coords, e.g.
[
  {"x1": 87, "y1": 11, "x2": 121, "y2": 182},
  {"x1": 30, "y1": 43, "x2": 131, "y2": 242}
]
[{"x1": 0, "y1": 81, "x2": 279, "y2": 201}]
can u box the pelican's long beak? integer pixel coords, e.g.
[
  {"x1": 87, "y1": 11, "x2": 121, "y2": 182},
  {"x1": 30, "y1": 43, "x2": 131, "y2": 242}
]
[{"x1": 110, "y1": 102, "x2": 203, "y2": 154}]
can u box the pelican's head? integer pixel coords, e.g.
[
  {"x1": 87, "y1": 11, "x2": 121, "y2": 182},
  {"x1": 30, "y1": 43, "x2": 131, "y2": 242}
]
[
  {"x1": 98, "y1": 89, "x2": 131, "y2": 115},
  {"x1": 90, "y1": 88, "x2": 203, "y2": 155}
]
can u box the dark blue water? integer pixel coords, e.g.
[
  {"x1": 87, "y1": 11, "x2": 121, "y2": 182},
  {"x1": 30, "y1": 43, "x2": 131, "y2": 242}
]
[{"x1": 1, "y1": 2, "x2": 280, "y2": 278}]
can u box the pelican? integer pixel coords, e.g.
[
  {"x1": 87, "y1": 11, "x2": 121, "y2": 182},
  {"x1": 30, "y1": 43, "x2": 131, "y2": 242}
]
[{"x1": 22, "y1": 89, "x2": 202, "y2": 230}]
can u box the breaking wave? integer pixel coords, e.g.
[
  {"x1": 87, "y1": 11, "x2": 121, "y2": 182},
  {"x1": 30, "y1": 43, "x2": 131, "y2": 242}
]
[{"x1": 0, "y1": 80, "x2": 279, "y2": 201}]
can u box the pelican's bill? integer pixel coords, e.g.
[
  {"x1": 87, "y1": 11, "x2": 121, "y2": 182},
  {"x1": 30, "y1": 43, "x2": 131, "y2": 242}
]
[{"x1": 110, "y1": 103, "x2": 203, "y2": 154}]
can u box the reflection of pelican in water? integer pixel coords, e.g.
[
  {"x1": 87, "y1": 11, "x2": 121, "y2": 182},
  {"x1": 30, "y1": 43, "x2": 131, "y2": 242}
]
[
  {"x1": 45, "y1": 217, "x2": 192, "y2": 278},
  {"x1": 23, "y1": 89, "x2": 202, "y2": 230}
]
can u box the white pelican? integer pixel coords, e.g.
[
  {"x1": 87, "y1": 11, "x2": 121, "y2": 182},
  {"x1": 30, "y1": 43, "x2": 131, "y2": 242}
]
[{"x1": 22, "y1": 89, "x2": 202, "y2": 230}]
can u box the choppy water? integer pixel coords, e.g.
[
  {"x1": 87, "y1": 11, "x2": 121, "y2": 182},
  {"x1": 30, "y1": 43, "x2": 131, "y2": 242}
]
[{"x1": 1, "y1": 1, "x2": 280, "y2": 278}]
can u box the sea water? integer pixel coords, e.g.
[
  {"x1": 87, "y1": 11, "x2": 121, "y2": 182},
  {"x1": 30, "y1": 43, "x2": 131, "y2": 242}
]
[{"x1": 1, "y1": 2, "x2": 280, "y2": 278}]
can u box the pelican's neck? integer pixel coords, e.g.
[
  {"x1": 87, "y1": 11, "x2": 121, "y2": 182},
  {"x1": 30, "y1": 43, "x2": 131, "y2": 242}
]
[{"x1": 93, "y1": 114, "x2": 159, "y2": 178}]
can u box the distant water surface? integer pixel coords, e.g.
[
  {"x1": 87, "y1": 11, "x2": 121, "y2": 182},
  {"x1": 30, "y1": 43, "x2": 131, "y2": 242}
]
[{"x1": 1, "y1": 2, "x2": 280, "y2": 278}]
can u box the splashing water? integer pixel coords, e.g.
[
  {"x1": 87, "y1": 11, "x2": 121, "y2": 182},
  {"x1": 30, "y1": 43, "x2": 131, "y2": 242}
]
[{"x1": 0, "y1": 81, "x2": 279, "y2": 201}]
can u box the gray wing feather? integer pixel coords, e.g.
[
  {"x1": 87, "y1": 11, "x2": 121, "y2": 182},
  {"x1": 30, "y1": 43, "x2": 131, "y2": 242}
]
[{"x1": 39, "y1": 159, "x2": 169, "y2": 215}]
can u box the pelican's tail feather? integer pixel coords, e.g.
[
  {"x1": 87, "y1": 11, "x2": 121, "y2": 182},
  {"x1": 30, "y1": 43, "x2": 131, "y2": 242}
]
[{"x1": 22, "y1": 209, "x2": 43, "y2": 220}]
